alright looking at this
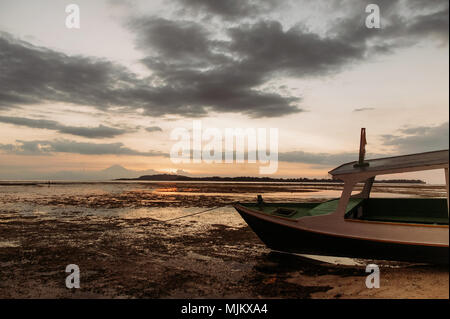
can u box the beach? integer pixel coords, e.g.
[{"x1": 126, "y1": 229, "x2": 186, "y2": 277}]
[{"x1": 0, "y1": 181, "x2": 448, "y2": 299}]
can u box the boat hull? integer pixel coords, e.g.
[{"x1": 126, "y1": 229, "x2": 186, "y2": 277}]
[{"x1": 235, "y1": 205, "x2": 449, "y2": 264}]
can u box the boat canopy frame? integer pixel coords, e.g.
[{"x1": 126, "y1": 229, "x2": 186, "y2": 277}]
[{"x1": 328, "y1": 150, "x2": 449, "y2": 217}]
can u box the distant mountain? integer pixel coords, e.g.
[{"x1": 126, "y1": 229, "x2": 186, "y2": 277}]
[
  {"x1": 116, "y1": 174, "x2": 425, "y2": 184},
  {"x1": 101, "y1": 164, "x2": 131, "y2": 175},
  {"x1": 1, "y1": 165, "x2": 160, "y2": 181},
  {"x1": 95, "y1": 165, "x2": 159, "y2": 179}
]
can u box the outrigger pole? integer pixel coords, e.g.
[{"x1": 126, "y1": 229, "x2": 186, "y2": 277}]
[{"x1": 354, "y1": 128, "x2": 370, "y2": 168}]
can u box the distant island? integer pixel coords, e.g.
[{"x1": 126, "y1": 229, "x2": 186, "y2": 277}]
[{"x1": 116, "y1": 174, "x2": 425, "y2": 184}]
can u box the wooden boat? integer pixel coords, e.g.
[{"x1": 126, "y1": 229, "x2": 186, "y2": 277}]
[{"x1": 234, "y1": 129, "x2": 449, "y2": 264}]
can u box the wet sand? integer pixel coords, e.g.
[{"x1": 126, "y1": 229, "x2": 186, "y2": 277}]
[{"x1": 0, "y1": 182, "x2": 448, "y2": 299}]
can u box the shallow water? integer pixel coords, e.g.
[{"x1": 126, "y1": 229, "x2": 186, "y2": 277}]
[
  {"x1": 0, "y1": 181, "x2": 445, "y2": 218},
  {"x1": 1, "y1": 181, "x2": 445, "y2": 252}
]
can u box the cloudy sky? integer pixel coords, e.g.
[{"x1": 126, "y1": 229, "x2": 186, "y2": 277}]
[{"x1": 0, "y1": 0, "x2": 448, "y2": 182}]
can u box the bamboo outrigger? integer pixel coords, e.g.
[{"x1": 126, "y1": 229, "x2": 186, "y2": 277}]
[{"x1": 234, "y1": 129, "x2": 449, "y2": 264}]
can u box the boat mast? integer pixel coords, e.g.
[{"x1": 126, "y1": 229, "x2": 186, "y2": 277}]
[{"x1": 354, "y1": 128, "x2": 369, "y2": 168}]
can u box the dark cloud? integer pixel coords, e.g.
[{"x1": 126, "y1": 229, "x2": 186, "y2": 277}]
[
  {"x1": 0, "y1": 33, "x2": 139, "y2": 110},
  {"x1": 129, "y1": 18, "x2": 367, "y2": 117},
  {"x1": 130, "y1": 17, "x2": 218, "y2": 64},
  {"x1": 130, "y1": 18, "x2": 303, "y2": 118},
  {"x1": 0, "y1": 115, "x2": 127, "y2": 138},
  {"x1": 0, "y1": 0, "x2": 447, "y2": 119},
  {"x1": 58, "y1": 125, "x2": 126, "y2": 139},
  {"x1": 406, "y1": 6, "x2": 449, "y2": 42},
  {"x1": 226, "y1": 20, "x2": 365, "y2": 77},
  {"x1": 353, "y1": 107, "x2": 375, "y2": 112},
  {"x1": 0, "y1": 31, "x2": 300, "y2": 118},
  {"x1": 175, "y1": 0, "x2": 280, "y2": 20},
  {"x1": 331, "y1": 0, "x2": 448, "y2": 47},
  {"x1": 145, "y1": 126, "x2": 163, "y2": 132},
  {"x1": 381, "y1": 122, "x2": 449, "y2": 153},
  {"x1": 0, "y1": 139, "x2": 168, "y2": 157}
]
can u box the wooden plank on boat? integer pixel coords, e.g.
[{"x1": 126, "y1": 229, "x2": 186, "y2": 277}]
[{"x1": 329, "y1": 149, "x2": 449, "y2": 177}]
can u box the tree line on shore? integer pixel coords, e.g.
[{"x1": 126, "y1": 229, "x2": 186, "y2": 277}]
[{"x1": 116, "y1": 174, "x2": 425, "y2": 184}]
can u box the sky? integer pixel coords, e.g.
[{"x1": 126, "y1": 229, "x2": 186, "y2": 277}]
[{"x1": 0, "y1": 0, "x2": 448, "y2": 182}]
